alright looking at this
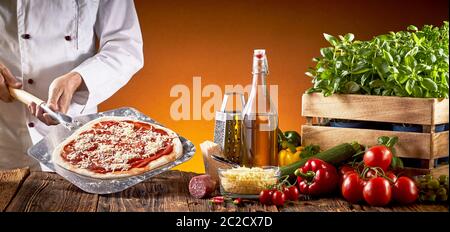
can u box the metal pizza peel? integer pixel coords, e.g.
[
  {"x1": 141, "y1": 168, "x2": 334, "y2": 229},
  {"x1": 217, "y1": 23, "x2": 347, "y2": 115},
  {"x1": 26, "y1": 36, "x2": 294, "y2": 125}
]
[{"x1": 9, "y1": 88, "x2": 196, "y2": 194}]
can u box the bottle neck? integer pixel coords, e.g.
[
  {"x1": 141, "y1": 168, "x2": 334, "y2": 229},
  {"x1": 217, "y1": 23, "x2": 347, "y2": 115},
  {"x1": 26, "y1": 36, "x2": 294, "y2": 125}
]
[
  {"x1": 252, "y1": 71, "x2": 267, "y2": 86},
  {"x1": 249, "y1": 71, "x2": 270, "y2": 107}
]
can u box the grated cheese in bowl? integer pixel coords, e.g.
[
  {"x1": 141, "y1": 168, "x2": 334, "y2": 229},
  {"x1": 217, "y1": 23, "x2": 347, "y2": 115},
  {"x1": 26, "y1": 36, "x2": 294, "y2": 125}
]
[{"x1": 218, "y1": 166, "x2": 280, "y2": 195}]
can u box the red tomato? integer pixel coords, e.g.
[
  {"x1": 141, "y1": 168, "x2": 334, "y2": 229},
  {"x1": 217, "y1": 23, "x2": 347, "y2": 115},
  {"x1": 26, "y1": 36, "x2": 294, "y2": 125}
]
[
  {"x1": 339, "y1": 165, "x2": 355, "y2": 176},
  {"x1": 341, "y1": 173, "x2": 365, "y2": 203},
  {"x1": 363, "y1": 145, "x2": 393, "y2": 171},
  {"x1": 386, "y1": 171, "x2": 398, "y2": 183},
  {"x1": 363, "y1": 177, "x2": 392, "y2": 206},
  {"x1": 259, "y1": 189, "x2": 273, "y2": 205},
  {"x1": 271, "y1": 191, "x2": 286, "y2": 206},
  {"x1": 392, "y1": 177, "x2": 418, "y2": 204},
  {"x1": 340, "y1": 170, "x2": 357, "y2": 187},
  {"x1": 283, "y1": 186, "x2": 299, "y2": 201}
]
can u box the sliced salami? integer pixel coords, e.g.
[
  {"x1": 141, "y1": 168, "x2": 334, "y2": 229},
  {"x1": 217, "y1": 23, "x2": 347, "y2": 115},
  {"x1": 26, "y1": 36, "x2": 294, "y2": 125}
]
[{"x1": 189, "y1": 174, "x2": 216, "y2": 199}]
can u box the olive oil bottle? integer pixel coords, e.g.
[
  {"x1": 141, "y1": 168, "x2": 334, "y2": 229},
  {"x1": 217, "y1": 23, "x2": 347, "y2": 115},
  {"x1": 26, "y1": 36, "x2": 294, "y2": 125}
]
[{"x1": 241, "y1": 50, "x2": 279, "y2": 167}]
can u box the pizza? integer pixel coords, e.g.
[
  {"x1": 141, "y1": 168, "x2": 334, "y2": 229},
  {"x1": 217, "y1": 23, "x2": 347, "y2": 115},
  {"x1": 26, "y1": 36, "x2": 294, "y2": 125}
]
[{"x1": 52, "y1": 116, "x2": 183, "y2": 179}]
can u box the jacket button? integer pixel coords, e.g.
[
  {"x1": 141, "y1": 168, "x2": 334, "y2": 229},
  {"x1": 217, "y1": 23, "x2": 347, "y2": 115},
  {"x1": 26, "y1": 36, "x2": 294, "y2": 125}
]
[
  {"x1": 27, "y1": 79, "x2": 34, "y2": 84},
  {"x1": 21, "y1": 34, "x2": 31, "y2": 39},
  {"x1": 28, "y1": 122, "x2": 35, "y2": 128},
  {"x1": 65, "y1": 35, "x2": 72, "y2": 41}
]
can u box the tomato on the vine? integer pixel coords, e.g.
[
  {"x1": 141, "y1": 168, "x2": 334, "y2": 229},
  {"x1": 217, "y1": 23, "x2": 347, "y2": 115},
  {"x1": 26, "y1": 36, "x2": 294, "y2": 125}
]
[
  {"x1": 283, "y1": 185, "x2": 299, "y2": 201},
  {"x1": 393, "y1": 176, "x2": 418, "y2": 204},
  {"x1": 341, "y1": 173, "x2": 364, "y2": 203},
  {"x1": 386, "y1": 171, "x2": 397, "y2": 183},
  {"x1": 271, "y1": 190, "x2": 286, "y2": 206},
  {"x1": 259, "y1": 189, "x2": 273, "y2": 205},
  {"x1": 363, "y1": 177, "x2": 392, "y2": 206},
  {"x1": 363, "y1": 145, "x2": 393, "y2": 171}
]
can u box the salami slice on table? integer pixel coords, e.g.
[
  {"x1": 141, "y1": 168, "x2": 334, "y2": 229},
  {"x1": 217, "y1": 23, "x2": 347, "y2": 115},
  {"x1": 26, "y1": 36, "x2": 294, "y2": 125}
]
[{"x1": 189, "y1": 174, "x2": 216, "y2": 199}]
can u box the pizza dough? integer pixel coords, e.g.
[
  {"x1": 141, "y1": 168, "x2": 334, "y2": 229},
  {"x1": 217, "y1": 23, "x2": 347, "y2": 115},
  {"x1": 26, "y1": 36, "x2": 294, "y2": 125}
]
[{"x1": 52, "y1": 116, "x2": 183, "y2": 179}]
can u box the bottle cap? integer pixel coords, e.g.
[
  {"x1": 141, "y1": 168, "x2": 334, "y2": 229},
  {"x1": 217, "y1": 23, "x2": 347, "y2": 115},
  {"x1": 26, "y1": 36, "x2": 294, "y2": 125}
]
[{"x1": 253, "y1": 49, "x2": 268, "y2": 74}]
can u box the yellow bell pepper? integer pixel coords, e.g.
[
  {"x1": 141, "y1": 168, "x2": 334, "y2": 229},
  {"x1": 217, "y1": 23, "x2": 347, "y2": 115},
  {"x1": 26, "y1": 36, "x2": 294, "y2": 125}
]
[{"x1": 279, "y1": 146, "x2": 303, "y2": 166}]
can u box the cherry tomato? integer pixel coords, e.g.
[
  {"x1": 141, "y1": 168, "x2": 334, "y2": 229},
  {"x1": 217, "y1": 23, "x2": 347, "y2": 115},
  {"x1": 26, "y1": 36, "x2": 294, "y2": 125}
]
[
  {"x1": 339, "y1": 165, "x2": 355, "y2": 176},
  {"x1": 271, "y1": 191, "x2": 286, "y2": 206},
  {"x1": 363, "y1": 145, "x2": 393, "y2": 171},
  {"x1": 386, "y1": 171, "x2": 397, "y2": 183},
  {"x1": 393, "y1": 176, "x2": 418, "y2": 204},
  {"x1": 341, "y1": 173, "x2": 364, "y2": 203},
  {"x1": 283, "y1": 185, "x2": 299, "y2": 201},
  {"x1": 340, "y1": 170, "x2": 357, "y2": 187},
  {"x1": 259, "y1": 189, "x2": 273, "y2": 205},
  {"x1": 363, "y1": 177, "x2": 392, "y2": 206}
]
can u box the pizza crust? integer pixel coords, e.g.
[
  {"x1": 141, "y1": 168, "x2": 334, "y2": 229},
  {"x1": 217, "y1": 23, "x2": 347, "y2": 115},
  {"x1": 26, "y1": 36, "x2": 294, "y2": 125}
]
[{"x1": 52, "y1": 116, "x2": 183, "y2": 179}]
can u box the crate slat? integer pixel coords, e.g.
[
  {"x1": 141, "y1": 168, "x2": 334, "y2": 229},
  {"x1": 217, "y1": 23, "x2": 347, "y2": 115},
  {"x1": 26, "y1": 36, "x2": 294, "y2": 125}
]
[
  {"x1": 301, "y1": 125, "x2": 449, "y2": 159},
  {"x1": 434, "y1": 99, "x2": 450, "y2": 124},
  {"x1": 302, "y1": 93, "x2": 449, "y2": 125},
  {"x1": 433, "y1": 131, "x2": 449, "y2": 158}
]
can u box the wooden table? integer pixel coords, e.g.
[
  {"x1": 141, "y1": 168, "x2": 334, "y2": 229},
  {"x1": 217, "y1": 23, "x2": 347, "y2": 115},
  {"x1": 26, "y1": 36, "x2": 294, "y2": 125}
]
[{"x1": 1, "y1": 168, "x2": 448, "y2": 212}]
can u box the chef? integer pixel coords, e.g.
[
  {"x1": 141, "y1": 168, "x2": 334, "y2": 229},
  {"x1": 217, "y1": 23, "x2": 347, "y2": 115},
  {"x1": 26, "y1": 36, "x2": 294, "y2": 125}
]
[{"x1": 0, "y1": 0, "x2": 144, "y2": 171}]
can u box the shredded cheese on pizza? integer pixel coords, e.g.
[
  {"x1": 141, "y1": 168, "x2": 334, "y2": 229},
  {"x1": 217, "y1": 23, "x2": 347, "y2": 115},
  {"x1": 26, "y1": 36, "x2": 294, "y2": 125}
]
[{"x1": 62, "y1": 120, "x2": 174, "y2": 173}]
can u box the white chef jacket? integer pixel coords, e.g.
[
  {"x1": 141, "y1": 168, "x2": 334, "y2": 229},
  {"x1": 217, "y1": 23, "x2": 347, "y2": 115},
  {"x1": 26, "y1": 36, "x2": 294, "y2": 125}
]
[{"x1": 0, "y1": 0, "x2": 144, "y2": 170}]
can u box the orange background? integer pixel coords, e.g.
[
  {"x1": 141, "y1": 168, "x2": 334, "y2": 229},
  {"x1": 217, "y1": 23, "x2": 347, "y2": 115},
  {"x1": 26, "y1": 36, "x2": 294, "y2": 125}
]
[{"x1": 100, "y1": 0, "x2": 449, "y2": 173}]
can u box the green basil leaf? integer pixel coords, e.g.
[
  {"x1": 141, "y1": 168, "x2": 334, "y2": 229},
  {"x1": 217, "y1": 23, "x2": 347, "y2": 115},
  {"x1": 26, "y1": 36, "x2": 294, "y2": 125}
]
[
  {"x1": 405, "y1": 79, "x2": 414, "y2": 95},
  {"x1": 320, "y1": 47, "x2": 333, "y2": 59},
  {"x1": 407, "y1": 25, "x2": 418, "y2": 31},
  {"x1": 351, "y1": 64, "x2": 371, "y2": 74},
  {"x1": 404, "y1": 55, "x2": 416, "y2": 68},
  {"x1": 412, "y1": 85, "x2": 423, "y2": 97},
  {"x1": 360, "y1": 72, "x2": 371, "y2": 86},
  {"x1": 323, "y1": 33, "x2": 338, "y2": 46},
  {"x1": 373, "y1": 56, "x2": 389, "y2": 79},
  {"x1": 370, "y1": 80, "x2": 384, "y2": 88},
  {"x1": 344, "y1": 33, "x2": 355, "y2": 42},
  {"x1": 345, "y1": 81, "x2": 360, "y2": 93},
  {"x1": 305, "y1": 71, "x2": 315, "y2": 77},
  {"x1": 422, "y1": 78, "x2": 438, "y2": 92},
  {"x1": 383, "y1": 50, "x2": 394, "y2": 63},
  {"x1": 382, "y1": 89, "x2": 391, "y2": 96},
  {"x1": 412, "y1": 33, "x2": 421, "y2": 45},
  {"x1": 398, "y1": 74, "x2": 409, "y2": 84}
]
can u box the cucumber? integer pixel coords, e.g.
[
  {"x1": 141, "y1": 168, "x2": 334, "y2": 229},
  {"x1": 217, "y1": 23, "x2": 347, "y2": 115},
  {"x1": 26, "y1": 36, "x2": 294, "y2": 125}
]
[{"x1": 280, "y1": 143, "x2": 359, "y2": 176}]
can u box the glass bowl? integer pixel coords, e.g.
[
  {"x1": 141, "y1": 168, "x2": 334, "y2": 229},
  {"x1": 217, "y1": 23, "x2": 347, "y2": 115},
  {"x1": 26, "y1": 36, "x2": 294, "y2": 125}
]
[{"x1": 218, "y1": 166, "x2": 280, "y2": 198}]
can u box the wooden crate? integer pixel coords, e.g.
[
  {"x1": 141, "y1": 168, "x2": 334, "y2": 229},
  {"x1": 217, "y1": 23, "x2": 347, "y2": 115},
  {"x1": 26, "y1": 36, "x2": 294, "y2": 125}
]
[{"x1": 301, "y1": 93, "x2": 449, "y2": 177}]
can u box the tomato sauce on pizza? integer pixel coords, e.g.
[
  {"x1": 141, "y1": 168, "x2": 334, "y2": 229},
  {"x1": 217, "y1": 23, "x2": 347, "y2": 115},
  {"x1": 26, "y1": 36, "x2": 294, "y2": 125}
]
[{"x1": 60, "y1": 120, "x2": 174, "y2": 173}]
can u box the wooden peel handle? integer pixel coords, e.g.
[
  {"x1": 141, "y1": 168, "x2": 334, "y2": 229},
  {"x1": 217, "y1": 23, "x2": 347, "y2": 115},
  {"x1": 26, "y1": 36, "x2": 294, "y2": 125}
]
[{"x1": 8, "y1": 87, "x2": 45, "y2": 106}]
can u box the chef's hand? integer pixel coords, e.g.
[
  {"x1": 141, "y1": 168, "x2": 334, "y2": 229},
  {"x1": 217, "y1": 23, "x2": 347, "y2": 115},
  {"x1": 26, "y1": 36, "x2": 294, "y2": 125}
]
[
  {"x1": 0, "y1": 62, "x2": 22, "y2": 102},
  {"x1": 29, "y1": 72, "x2": 83, "y2": 125}
]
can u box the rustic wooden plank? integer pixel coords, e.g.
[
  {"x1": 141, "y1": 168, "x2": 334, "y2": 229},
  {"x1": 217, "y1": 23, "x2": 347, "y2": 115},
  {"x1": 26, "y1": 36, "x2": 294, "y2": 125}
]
[
  {"x1": 434, "y1": 98, "x2": 449, "y2": 124},
  {"x1": 433, "y1": 131, "x2": 449, "y2": 158},
  {"x1": 2, "y1": 170, "x2": 447, "y2": 212},
  {"x1": 302, "y1": 93, "x2": 447, "y2": 125},
  {"x1": 302, "y1": 125, "x2": 432, "y2": 159},
  {"x1": 5, "y1": 172, "x2": 98, "y2": 212},
  {"x1": 0, "y1": 168, "x2": 30, "y2": 211},
  {"x1": 389, "y1": 203, "x2": 449, "y2": 212},
  {"x1": 97, "y1": 171, "x2": 190, "y2": 212},
  {"x1": 280, "y1": 197, "x2": 359, "y2": 212}
]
